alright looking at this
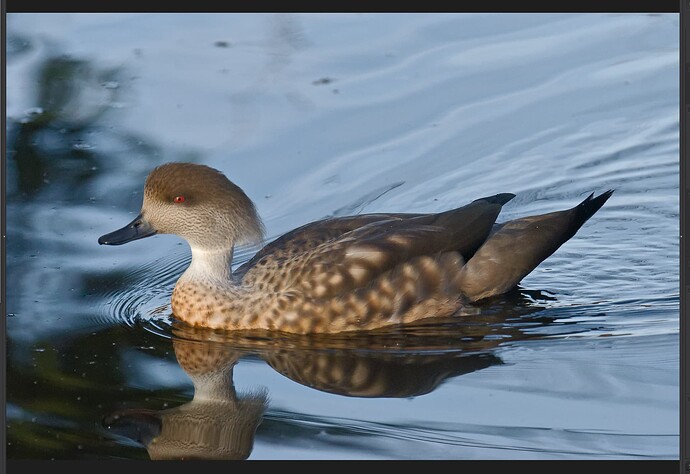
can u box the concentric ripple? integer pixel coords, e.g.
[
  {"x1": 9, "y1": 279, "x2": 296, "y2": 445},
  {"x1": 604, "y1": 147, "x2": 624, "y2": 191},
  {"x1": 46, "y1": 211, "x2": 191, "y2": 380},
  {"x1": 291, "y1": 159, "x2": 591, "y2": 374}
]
[{"x1": 89, "y1": 250, "x2": 189, "y2": 331}]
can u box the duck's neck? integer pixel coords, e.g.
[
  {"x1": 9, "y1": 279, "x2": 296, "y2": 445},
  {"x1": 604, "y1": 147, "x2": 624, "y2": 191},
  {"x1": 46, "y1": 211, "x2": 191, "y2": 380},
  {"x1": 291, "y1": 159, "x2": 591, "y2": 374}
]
[
  {"x1": 189, "y1": 366, "x2": 237, "y2": 403},
  {"x1": 182, "y1": 246, "x2": 236, "y2": 285}
]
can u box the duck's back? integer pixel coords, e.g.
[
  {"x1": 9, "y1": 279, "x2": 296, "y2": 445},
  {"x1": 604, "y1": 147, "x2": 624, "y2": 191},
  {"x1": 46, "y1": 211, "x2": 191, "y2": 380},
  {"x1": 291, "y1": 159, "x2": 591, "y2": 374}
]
[{"x1": 231, "y1": 194, "x2": 513, "y2": 332}]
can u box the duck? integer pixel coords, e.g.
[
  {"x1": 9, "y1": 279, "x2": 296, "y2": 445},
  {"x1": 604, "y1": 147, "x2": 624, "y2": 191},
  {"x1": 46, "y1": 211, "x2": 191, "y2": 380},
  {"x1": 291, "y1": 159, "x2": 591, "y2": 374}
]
[{"x1": 98, "y1": 162, "x2": 613, "y2": 334}]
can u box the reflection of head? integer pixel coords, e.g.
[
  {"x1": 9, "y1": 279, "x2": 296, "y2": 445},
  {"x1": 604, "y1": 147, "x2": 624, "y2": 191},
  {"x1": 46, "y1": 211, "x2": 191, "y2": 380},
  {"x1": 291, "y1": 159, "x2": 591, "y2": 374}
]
[
  {"x1": 106, "y1": 338, "x2": 267, "y2": 460},
  {"x1": 145, "y1": 388, "x2": 267, "y2": 460},
  {"x1": 152, "y1": 339, "x2": 267, "y2": 460}
]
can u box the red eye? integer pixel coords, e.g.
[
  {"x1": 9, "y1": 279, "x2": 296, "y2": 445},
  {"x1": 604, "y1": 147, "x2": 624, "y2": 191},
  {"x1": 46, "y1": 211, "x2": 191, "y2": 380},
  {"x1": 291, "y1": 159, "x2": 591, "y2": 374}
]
[{"x1": 173, "y1": 195, "x2": 185, "y2": 203}]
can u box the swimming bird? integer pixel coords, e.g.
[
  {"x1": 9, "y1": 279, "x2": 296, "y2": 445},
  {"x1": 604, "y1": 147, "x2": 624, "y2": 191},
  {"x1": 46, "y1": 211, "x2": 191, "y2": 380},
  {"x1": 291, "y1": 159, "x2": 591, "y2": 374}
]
[{"x1": 98, "y1": 162, "x2": 613, "y2": 334}]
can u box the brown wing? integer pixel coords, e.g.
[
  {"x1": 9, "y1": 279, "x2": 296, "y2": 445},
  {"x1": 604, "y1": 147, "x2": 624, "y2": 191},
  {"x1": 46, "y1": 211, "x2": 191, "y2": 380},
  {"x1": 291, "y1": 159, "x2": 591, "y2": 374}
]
[
  {"x1": 235, "y1": 193, "x2": 514, "y2": 299},
  {"x1": 232, "y1": 213, "x2": 412, "y2": 281}
]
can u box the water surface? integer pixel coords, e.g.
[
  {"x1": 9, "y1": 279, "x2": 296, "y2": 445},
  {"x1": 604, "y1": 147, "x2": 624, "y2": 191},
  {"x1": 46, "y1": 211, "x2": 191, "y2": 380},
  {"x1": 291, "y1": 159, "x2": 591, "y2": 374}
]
[{"x1": 5, "y1": 12, "x2": 679, "y2": 460}]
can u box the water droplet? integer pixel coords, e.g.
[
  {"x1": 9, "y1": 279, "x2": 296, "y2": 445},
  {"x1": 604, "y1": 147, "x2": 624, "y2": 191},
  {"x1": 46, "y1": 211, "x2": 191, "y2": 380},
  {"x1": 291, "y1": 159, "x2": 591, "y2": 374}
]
[
  {"x1": 312, "y1": 77, "x2": 335, "y2": 86},
  {"x1": 72, "y1": 142, "x2": 94, "y2": 151},
  {"x1": 25, "y1": 106, "x2": 43, "y2": 116}
]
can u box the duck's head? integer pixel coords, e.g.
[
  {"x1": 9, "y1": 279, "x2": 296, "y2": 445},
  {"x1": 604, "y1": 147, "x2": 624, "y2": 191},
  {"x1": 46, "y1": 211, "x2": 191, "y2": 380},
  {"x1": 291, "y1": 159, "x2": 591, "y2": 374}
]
[{"x1": 98, "y1": 162, "x2": 265, "y2": 251}]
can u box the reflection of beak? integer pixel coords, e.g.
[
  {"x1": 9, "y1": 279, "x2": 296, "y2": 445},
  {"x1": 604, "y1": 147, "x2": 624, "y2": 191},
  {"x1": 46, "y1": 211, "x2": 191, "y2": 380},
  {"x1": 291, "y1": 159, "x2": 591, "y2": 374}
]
[
  {"x1": 98, "y1": 213, "x2": 157, "y2": 245},
  {"x1": 103, "y1": 409, "x2": 162, "y2": 445}
]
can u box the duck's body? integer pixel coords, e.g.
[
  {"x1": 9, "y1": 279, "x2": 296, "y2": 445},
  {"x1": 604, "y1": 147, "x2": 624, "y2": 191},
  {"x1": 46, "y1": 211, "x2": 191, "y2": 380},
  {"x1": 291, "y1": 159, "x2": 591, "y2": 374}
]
[{"x1": 99, "y1": 162, "x2": 613, "y2": 334}]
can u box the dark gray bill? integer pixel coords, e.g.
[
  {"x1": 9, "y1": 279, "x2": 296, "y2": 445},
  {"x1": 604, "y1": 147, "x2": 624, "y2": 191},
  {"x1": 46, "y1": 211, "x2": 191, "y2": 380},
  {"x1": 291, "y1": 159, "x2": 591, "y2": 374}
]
[{"x1": 98, "y1": 213, "x2": 157, "y2": 245}]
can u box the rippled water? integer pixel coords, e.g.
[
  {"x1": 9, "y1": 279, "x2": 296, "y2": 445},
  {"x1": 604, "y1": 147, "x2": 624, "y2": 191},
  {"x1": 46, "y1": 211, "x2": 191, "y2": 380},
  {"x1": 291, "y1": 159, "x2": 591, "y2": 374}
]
[{"x1": 5, "y1": 13, "x2": 679, "y2": 460}]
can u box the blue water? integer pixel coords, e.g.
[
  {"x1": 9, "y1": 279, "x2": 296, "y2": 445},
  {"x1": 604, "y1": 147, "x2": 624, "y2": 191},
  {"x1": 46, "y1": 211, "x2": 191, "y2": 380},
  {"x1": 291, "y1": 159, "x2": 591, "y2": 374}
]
[{"x1": 5, "y1": 12, "x2": 679, "y2": 459}]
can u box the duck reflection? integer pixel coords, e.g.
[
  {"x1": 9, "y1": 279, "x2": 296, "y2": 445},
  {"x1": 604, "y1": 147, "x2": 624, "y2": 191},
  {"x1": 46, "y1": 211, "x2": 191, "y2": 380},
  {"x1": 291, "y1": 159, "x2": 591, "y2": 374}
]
[
  {"x1": 105, "y1": 341, "x2": 266, "y2": 460},
  {"x1": 105, "y1": 289, "x2": 557, "y2": 459}
]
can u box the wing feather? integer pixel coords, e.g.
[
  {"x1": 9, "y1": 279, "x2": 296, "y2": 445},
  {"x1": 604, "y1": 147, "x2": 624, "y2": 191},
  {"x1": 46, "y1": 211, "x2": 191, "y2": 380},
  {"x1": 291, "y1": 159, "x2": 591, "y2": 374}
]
[{"x1": 235, "y1": 194, "x2": 512, "y2": 300}]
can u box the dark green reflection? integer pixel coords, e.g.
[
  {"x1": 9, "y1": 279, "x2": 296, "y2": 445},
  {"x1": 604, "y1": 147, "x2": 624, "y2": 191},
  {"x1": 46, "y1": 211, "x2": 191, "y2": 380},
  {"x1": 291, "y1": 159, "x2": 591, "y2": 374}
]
[
  {"x1": 8, "y1": 56, "x2": 119, "y2": 198},
  {"x1": 6, "y1": 325, "x2": 181, "y2": 459}
]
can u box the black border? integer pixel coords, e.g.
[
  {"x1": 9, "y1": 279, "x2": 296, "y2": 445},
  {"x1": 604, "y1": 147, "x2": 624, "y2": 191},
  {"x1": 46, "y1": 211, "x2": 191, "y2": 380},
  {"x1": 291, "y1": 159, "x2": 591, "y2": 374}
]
[
  {"x1": 2, "y1": 460, "x2": 683, "y2": 473},
  {"x1": 2, "y1": 1, "x2": 684, "y2": 474},
  {"x1": 2, "y1": 0, "x2": 7, "y2": 471},
  {"x1": 2, "y1": 0, "x2": 682, "y2": 14},
  {"x1": 682, "y1": 0, "x2": 688, "y2": 472}
]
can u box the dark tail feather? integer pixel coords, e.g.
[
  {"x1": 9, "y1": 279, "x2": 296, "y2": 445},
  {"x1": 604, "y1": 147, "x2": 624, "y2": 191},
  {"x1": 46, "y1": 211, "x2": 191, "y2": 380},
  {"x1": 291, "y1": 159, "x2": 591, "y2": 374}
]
[
  {"x1": 458, "y1": 189, "x2": 614, "y2": 302},
  {"x1": 560, "y1": 189, "x2": 615, "y2": 241},
  {"x1": 472, "y1": 193, "x2": 516, "y2": 206},
  {"x1": 574, "y1": 189, "x2": 614, "y2": 225}
]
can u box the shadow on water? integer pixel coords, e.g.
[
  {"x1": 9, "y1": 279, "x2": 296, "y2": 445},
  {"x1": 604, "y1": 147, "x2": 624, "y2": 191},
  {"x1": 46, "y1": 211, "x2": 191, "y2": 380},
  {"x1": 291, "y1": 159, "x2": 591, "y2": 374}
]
[
  {"x1": 5, "y1": 52, "x2": 189, "y2": 459},
  {"x1": 8, "y1": 55, "x2": 119, "y2": 199},
  {"x1": 5, "y1": 51, "x2": 179, "y2": 209},
  {"x1": 101, "y1": 289, "x2": 567, "y2": 460}
]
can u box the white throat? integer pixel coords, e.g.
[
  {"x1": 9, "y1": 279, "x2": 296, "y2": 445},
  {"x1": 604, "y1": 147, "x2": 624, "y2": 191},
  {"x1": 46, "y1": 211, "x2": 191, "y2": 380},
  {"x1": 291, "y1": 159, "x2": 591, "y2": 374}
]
[{"x1": 182, "y1": 246, "x2": 235, "y2": 283}]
